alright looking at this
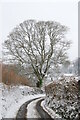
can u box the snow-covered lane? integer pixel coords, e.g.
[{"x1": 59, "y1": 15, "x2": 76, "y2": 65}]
[
  {"x1": 27, "y1": 98, "x2": 43, "y2": 118},
  {"x1": 5, "y1": 94, "x2": 45, "y2": 118},
  {"x1": 1, "y1": 83, "x2": 45, "y2": 118}
]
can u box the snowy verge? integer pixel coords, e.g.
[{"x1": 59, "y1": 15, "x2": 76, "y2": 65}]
[
  {"x1": 5, "y1": 94, "x2": 45, "y2": 118},
  {"x1": 0, "y1": 83, "x2": 3, "y2": 119},
  {"x1": 0, "y1": 91, "x2": 2, "y2": 119},
  {"x1": 41, "y1": 100, "x2": 61, "y2": 119},
  {"x1": 1, "y1": 83, "x2": 45, "y2": 118}
]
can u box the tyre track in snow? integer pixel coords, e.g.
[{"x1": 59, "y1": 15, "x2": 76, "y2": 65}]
[
  {"x1": 16, "y1": 97, "x2": 53, "y2": 119},
  {"x1": 16, "y1": 97, "x2": 41, "y2": 119}
]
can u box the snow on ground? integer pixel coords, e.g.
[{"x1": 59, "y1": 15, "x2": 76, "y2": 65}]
[
  {"x1": 1, "y1": 83, "x2": 45, "y2": 118},
  {"x1": 5, "y1": 94, "x2": 45, "y2": 118},
  {"x1": 27, "y1": 98, "x2": 42, "y2": 118},
  {"x1": 0, "y1": 83, "x2": 2, "y2": 119},
  {"x1": 63, "y1": 73, "x2": 74, "y2": 77}
]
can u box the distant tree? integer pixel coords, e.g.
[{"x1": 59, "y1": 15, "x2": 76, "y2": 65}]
[
  {"x1": 62, "y1": 60, "x2": 71, "y2": 73},
  {"x1": 73, "y1": 58, "x2": 80, "y2": 76},
  {"x1": 3, "y1": 20, "x2": 71, "y2": 87}
]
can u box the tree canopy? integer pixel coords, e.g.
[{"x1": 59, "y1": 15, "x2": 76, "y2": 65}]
[{"x1": 3, "y1": 20, "x2": 71, "y2": 87}]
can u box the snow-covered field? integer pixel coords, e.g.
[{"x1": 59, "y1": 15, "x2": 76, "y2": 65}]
[{"x1": 0, "y1": 83, "x2": 45, "y2": 119}]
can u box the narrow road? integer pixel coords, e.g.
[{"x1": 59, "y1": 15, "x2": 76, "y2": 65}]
[
  {"x1": 36, "y1": 99, "x2": 54, "y2": 119},
  {"x1": 16, "y1": 97, "x2": 54, "y2": 119},
  {"x1": 16, "y1": 97, "x2": 40, "y2": 119}
]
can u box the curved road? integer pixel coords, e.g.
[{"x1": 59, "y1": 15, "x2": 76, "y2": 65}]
[
  {"x1": 36, "y1": 99, "x2": 53, "y2": 119},
  {"x1": 16, "y1": 97, "x2": 54, "y2": 119},
  {"x1": 16, "y1": 97, "x2": 41, "y2": 119}
]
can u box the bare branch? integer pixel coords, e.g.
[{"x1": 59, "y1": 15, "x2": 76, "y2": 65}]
[{"x1": 3, "y1": 20, "x2": 71, "y2": 87}]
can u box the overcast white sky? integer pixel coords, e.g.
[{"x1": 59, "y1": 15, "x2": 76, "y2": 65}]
[{"x1": 0, "y1": 0, "x2": 78, "y2": 61}]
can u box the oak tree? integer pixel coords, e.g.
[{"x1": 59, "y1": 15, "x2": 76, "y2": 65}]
[{"x1": 3, "y1": 20, "x2": 70, "y2": 87}]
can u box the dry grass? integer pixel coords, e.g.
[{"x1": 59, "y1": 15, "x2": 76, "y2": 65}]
[{"x1": 1, "y1": 63, "x2": 30, "y2": 86}]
